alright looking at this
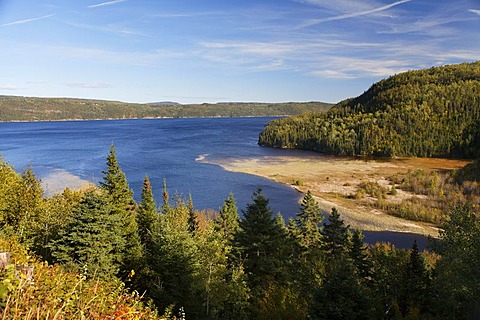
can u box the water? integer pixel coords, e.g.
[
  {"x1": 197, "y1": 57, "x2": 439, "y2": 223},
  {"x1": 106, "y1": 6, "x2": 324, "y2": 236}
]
[{"x1": 0, "y1": 117, "x2": 428, "y2": 249}]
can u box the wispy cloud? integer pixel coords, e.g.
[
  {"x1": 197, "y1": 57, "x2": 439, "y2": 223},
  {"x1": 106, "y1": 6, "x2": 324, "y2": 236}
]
[
  {"x1": 0, "y1": 84, "x2": 20, "y2": 90},
  {"x1": 469, "y1": 9, "x2": 480, "y2": 15},
  {"x1": 88, "y1": 0, "x2": 127, "y2": 9},
  {"x1": 1, "y1": 14, "x2": 55, "y2": 27},
  {"x1": 297, "y1": 0, "x2": 410, "y2": 28},
  {"x1": 64, "y1": 82, "x2": 112, "y2": 89}
]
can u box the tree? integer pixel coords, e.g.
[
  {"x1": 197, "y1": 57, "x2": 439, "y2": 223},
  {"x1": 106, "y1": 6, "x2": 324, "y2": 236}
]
[
  {"x1": 187, "y1": 194, "x2": 198, "y2": 234},
  {"x1": 214, "y1": 193, "x2": 240, "y2": 243},
  {"x1": 234, "y1": 189, "x2": 294, "y2": 317},
  {"x1": 322, "y1": 207, "x2": 350, "y2": 257},
  {"x1": 349, "y1": 229, "x2": 372, "y2": 281},
  {"x1": 433, "y1": 204, "x2": 480, "y2": 318},
  {"x1": 50, "y1": 190, "x2": 125, "y2": 279},
  {"x1": 295, "y1": 190, "x2": 324, "y2": 249},
  {"x1": 100, "y1": 145, "x2": 142, "y2": 277},
  {"x1": 137, "y1": 176, "x2": 158, "y2": 247}
]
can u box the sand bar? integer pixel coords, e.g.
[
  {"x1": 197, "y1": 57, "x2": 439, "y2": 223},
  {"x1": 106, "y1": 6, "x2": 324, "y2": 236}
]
[{"x1": 205, "y1": 154, "x2": 470, "y2": 237}]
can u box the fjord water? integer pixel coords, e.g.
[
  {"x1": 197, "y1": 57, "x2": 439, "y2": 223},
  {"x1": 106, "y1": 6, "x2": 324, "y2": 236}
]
[{"x1": 0, "y1": 117, "x2": 427, "y2": 248}]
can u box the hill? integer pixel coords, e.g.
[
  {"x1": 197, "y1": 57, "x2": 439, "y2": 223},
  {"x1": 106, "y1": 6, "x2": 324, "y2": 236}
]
[
  {"x1": 259, "y1": 61, "x2": 480, "y2": 158},
  {"x1": 0, "y1": 95, "x2": 332, "y2": 121}
]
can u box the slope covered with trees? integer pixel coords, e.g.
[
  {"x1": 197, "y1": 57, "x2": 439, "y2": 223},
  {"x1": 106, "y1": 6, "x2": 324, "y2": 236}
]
[
  {"x1": 259, "y1": 61, "x2": 480, "y2": 158},
  {"x1": 0, "y1": 95, "x2": 332, "y2": 121},
  {"x1": 2, "y1": 148, "x2": 480, "y2": 319}
]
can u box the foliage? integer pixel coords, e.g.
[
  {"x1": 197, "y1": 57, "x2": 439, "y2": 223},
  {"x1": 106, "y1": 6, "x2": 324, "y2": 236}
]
[
  {"x1": 0, "y1": 236, "x2": 160, "y2": 319},
  {"x1": 259, "y1": 61, "x2": 480, "y2": 158},
  {"x1": 0, "y1": 95, "x2": 332, "y2": 121}
]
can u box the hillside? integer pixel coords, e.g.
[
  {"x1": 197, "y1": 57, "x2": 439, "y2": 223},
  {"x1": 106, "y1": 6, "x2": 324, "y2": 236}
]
[
  {"x1": 259, "y1": 61, "x2": 480, "y2": 158},
  {"x1": 0, "y1": 95, "x2": 332, "y2": 121}
]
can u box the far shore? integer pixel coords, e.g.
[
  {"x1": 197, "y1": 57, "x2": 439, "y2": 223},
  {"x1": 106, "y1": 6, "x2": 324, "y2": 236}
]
[{"x1": 205, "y1": 154, "x2": 470, "y2": 237}]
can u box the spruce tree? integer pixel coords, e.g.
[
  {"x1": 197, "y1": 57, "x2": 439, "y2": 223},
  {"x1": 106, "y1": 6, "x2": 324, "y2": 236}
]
[
  {"x1": 137, "y1": 176, "x2": 158, "y2": 249},
  {"x1": 322, "y1": 207, "x2": 350, "y2": 258},
  {"x1": 214, "y1": 193, "x2": 240, "y2": 242},
  {"x1": 50, "y1": 190, "x2": 125, "y2": 279},
  {"x1": 100, "y1": 145, "x2": 142, "y2": 277},
  {"x1": 235, "y1": 189, "x2": 292, "y2": 313},
  {"x1": 187, "y1": 194, "x2": 198, "y2": 234},
  {"x1": 350, "y1": 229, "x2": 372, "y2": 281},
  {"x1": 295, "y1": 190, "x2": 324, "y2": 249}
]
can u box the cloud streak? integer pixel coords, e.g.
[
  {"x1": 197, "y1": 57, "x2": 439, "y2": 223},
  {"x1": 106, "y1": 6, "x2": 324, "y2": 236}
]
[
  {"x1": 64, "y1": 82, "x2": 112, "y2": 89},
  {"x1": 1, "y1": 14, "x2": 55, "y2": 27},
  {"x1": 297, "y1": 0, "x2": 411, "y2": 28},
  {"x1": 88, "y1": 0, "x2": 127, "y2": 9},
  {"x1": 0, "y1": 84, "x2": 20, "y2": 90},
  {"x1": 469, "y1": 9, "x2": 480, "y2": 15}
]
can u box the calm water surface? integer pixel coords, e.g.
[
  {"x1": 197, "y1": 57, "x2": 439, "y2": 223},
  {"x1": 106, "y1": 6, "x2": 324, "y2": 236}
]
[{"x1": 0, "y1": 117, "x2": 429, "y2": 249}]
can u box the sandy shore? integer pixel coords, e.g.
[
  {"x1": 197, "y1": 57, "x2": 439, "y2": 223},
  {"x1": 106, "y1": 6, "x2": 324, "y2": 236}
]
[
  {"x1": 205, "y1": 154, "x2": 470, "y2": 237},
  {"x1": 41, "y1": 169, "x2": 93, "y2": 196}
]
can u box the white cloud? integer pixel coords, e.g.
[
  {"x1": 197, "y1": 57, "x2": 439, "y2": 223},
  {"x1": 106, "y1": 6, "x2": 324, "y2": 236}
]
[
  {"x1": 0, "y1": 84, "x2": 20, "y2": 90},
  {"x1": 311, "y1": 70, "x2": 355, "y2": 79},
  {"x1": 1, "y1": 14, "x2": 55, "y2": 27},
  {"x1": 469, "y1": 9, "x2": 480, "y2": 15},
  {"x1": 88, "y1": 0, "x2": 127, "y2": 9},
  {"x1": 64, "y1": 83, "x2": 112, "y2": 89},
  {"x1": 297, "y1": 0, "x2": 411, "y2": 28}
]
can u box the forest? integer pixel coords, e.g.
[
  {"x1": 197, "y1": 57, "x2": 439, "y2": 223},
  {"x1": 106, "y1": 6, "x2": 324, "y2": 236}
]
[
  {"x1": 1, "y1": 146, "x2": 480, "y2": 319},
  {"x1": 259, "y1": 61, "x2": 480, "y2": 158},
  {"x1": 0, "y1": 96, "x2": 332, "y2": 122}
]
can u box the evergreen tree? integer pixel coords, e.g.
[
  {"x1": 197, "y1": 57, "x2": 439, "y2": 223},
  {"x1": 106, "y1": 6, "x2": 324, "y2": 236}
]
[
  {"x1": 349, "y1": 229, "x2": 372, "y2": 281},
  {"x1": 100, "y1": 145, "x2": 142, "y2": 277},
  {"x1": 322, "y1": 207, "x2": 350, "y2": 257},
  {"x1": 215, "y1": 193, "x2": 240, "y2": 242},
  {"x1": 295, "y1": 190, "x2": 324, "y2": 249},
  {"x1": 137, "y1": 176, "x2": 158, "y2": 249},
  {"x1": 234, "y1": 189, "x2": 293, "y2": 316},
  {"x1": 187, "y1": 194, "x2": 198, "y2": 234},
  {"x1": 50, "y1": 190, "x2": 125, "y2": 279},
  {"x1": 162, "y1": 178, "x2": 170, "y2": 214}
]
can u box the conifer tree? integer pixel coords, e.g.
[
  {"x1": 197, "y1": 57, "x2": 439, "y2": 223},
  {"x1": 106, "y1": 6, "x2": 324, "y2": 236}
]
[
  {"x1": 295, "y1": 190, "x2": 323, "y2": 249},
  {"x1": 51, "y1": 190, "x2": 125, "y2": 279},
  {"x1": 100, "y1": 145, "x2": 142, "y2": 277},
  {"x1": 215, "y1": 193, "x2": 240, "y2": 242},
  {"x1": 235, "y1": 189, "x2": 292, "y2": 314},
  {"x1": 350, "y1": 229, "x2": 372, "y2": 281},
  {"x1": 322, "y1": 207, "x2": 350, "y2": 257},
  {"x1": 137, "y1": 176, "x2": 158, "y2": 249},
  {"x1": 187, "y1": 194, "x2": 198, "y2": 234}
]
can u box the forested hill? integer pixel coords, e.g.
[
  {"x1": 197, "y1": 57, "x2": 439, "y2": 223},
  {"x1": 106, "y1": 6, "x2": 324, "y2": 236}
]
[
  {"x1": 259, "y1": 61, "x2": 480, "y2": 158},
  {"x1": 0, "y1": 95, "x2": 332, "y2": 121}
]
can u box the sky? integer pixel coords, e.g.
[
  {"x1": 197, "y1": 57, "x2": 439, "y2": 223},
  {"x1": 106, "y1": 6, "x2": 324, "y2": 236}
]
[{"x1": 0, "y1": 0, "x2": 479, "y2": 104}]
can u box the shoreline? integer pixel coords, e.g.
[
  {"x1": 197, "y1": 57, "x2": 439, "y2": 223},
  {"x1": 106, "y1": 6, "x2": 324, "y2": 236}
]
[{"x1": 205, "y1": 154, "x2": 470, "y2": 237}]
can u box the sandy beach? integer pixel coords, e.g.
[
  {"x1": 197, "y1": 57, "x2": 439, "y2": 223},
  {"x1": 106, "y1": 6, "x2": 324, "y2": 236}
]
[{"x1": 206, "y1": 153, "x2": 470, "y2": 237}]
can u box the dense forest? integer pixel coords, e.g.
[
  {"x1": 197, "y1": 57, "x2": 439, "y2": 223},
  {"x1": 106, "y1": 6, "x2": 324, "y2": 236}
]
[
  {"x1": 259, "y1": 61, "x2": 480, "y2": 158},
  {"x1": 1, "y1": 147, "x2": 480, "y2": 319},
  {"x1": 0, "y1": 96, "x2": 332, "y2": 121}
]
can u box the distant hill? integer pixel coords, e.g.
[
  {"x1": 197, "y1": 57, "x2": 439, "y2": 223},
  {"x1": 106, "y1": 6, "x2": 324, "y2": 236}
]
[
  {"x1": 0, "y1": 96, "x2": 332, "y2": 121},
  {"x1": 259, "y1": 61, "x2": 480, "y2": 158}
]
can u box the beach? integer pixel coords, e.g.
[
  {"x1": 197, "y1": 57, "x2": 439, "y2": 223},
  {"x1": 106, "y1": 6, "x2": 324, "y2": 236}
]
[{"x1": 208, "y1": 154, "x2": 470, "y2": 237}]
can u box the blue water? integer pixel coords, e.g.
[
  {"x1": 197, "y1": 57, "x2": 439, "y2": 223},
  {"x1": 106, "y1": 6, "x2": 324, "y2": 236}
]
[{"x1": 0, "y1": 117, "x2": 429, "y2": 249}]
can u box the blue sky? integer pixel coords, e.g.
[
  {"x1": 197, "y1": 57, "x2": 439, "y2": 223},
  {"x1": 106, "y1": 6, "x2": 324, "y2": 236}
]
[{"x1": 0, "y1": 0, "x2": 479, "y2": 104}]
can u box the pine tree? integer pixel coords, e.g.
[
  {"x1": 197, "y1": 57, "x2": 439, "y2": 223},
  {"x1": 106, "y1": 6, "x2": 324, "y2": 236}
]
[{"x1": 100, "y1": 145, "x2": 142, "y2": 277}]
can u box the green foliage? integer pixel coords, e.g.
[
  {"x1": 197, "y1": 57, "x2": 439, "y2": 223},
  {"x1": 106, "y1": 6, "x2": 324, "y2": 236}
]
[
  {"x1": 259, "y1": 61, "x2": 480, "y2": 158},
  {"x1": 322, "y1": 207, "x2": 351, "y2": 257},
  {"x1": 50, "y1": 190, "x2": 125, "y2": 279},
  {"x1": 0, "y1": 95, "x2": 332, "y2": 121},
  {"x1": 100, "y1": 145, "x2": 143, "y2": 278}
]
